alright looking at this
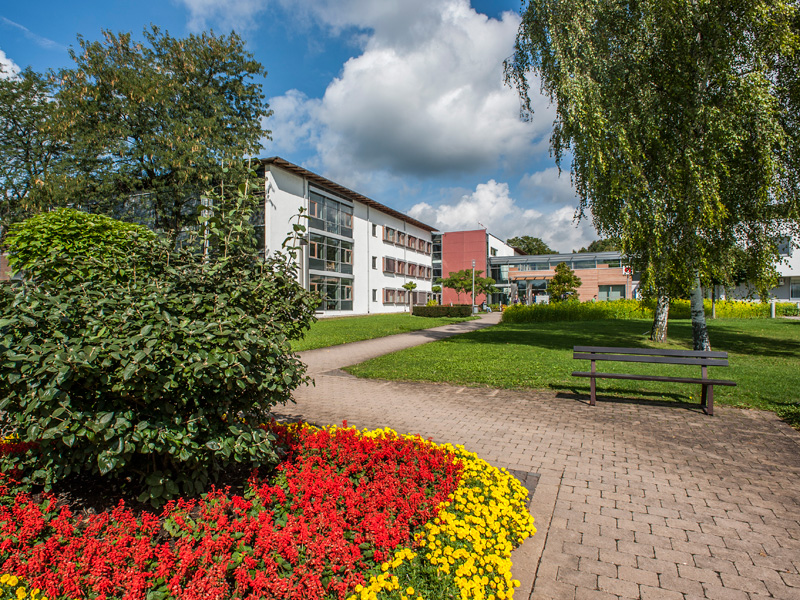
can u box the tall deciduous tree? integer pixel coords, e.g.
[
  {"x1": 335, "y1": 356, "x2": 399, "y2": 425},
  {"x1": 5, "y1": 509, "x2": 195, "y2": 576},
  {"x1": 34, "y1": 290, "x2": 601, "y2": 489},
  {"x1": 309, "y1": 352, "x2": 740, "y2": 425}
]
[
  {"x1": 507, "y1": 0, "x2": 800, "y2": 349},
  {"x1": 507, "y1": 236, "x2": 557, "y2": 255},
  {"x1": 0, "y1": 68, "x2": 64, "y2": 231},
  {"x1": 2, "y1": 26, "x2": 272, "y2": 235}
]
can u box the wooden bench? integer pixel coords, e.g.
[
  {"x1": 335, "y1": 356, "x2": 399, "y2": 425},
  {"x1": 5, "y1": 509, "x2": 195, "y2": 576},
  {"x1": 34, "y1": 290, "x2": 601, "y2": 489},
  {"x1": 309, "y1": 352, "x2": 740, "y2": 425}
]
[{"x1": 572, "y1": 346, "x2": 736, "y2": 415}]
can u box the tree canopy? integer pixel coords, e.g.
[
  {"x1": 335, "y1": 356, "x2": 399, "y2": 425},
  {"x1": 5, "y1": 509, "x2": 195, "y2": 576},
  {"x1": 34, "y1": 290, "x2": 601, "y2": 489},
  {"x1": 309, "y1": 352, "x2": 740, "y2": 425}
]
[
  {"x1": 548, "y1": 262, "x2": 582, "y2": 303},
  {"x1": 507, "y1": 0, "x2": 800, "y2": 348},
  {"x1": 507, "y1": 236, "x2": 557, "y2": 255},
  {"x1": 0, "y1": 26, "x2": 272, "y2": 235},
  {"x1": 576, "y1": 239, "x2": 619, "y2": 253}
]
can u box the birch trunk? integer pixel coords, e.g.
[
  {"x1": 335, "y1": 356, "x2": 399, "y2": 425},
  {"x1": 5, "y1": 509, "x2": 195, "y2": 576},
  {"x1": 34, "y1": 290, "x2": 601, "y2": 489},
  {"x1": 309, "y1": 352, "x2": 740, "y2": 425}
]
[
  {"x1": 690, "y1": 271, "x2": 711, "y2": 350},
  {"x1": 650, "y1": 291, "x2": 670, "y2": 342}
]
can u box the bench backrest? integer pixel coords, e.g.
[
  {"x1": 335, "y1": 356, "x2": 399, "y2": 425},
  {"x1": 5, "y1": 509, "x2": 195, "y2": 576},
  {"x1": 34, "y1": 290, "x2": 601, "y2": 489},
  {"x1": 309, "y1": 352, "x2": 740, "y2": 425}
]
[{"x1": 573, "y1": 346, "x2": 729, "y2": 367}]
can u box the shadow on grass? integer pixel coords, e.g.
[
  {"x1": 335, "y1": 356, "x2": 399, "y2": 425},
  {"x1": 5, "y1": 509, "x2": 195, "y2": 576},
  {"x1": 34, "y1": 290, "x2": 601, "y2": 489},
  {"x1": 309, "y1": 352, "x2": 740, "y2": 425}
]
[{"x1": 465, "y1": 319, "x2": 800, "y2": 359}]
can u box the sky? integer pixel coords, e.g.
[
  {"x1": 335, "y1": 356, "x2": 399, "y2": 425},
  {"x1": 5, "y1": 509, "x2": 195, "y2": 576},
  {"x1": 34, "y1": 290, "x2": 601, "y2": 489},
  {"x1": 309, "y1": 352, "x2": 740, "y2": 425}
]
[{"x1": 0, "y1": 0, "x2": 600, "y2": 252}]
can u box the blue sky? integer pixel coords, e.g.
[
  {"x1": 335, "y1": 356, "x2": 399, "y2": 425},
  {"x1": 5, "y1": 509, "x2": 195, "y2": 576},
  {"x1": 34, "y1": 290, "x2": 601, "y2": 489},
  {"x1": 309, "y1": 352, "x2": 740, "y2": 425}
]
[{"x1": 1, "y1": 0, "x2": 599, "y2": 251}]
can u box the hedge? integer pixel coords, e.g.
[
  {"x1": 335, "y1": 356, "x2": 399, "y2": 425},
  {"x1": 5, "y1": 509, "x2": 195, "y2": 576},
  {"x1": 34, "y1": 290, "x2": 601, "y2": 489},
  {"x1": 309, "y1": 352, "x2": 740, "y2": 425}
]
[{"x1": 412, "y1": 305, "x2": 473, "y2": 317}]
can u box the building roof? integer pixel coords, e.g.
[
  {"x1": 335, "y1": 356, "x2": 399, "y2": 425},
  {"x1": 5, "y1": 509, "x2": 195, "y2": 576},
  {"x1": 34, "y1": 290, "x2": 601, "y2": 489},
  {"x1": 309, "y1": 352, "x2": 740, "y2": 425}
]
[
  {"x1": 260, "y1": 157, "x2": 436, "y2": 232},
  {"x1": 490, "y1": 251, "x2": 624, "y2": 265}
]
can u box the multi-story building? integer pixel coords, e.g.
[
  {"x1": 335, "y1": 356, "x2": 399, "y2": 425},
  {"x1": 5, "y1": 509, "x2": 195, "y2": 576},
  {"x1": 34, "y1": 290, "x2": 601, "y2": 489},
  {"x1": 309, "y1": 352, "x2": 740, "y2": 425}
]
[
  {"x1": 489, "y1": 251, "x2": 638, "y2": 304},
  {"x1": 256, "y1": 157, "x2": 435, "y2": 316}
]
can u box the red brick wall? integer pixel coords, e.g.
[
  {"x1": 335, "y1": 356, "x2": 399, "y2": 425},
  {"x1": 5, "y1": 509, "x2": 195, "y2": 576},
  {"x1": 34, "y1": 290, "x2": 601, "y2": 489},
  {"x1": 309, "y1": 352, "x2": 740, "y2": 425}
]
[{"x1": 441, "y1": 230, "x2": 488, "y2": 305}]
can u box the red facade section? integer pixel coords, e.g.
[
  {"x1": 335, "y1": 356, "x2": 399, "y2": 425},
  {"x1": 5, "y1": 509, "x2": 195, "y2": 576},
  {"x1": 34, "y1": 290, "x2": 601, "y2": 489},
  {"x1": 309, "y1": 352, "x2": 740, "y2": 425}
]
[{"x1": 441, "y1": 230, "x2": 488, "y2": 306}]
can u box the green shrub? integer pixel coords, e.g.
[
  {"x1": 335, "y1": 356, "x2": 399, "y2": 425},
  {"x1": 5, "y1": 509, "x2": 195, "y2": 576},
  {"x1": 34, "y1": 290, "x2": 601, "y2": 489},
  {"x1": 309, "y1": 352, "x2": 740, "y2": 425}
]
[
  {"x1": 412, "y1": 305, "x2": 473, "y2": 317},
  {"x1": 3, "y1": 208, "x2": 158, "y2": 283},
  {"x1": 0, "y1": 205, "x2": 318, "y2": 506},
  {"x1": 502, "y1": 299, "x2": 651, "y2": 323}
]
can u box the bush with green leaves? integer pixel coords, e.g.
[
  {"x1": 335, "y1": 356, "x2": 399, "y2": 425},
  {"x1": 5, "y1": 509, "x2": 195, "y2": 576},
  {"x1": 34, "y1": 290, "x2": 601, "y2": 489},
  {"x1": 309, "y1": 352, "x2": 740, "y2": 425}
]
[
  {"x1": 2, "y1": 207, "x2": 158, "y2": 283},
  {"x1": 0, "y1": 196, "x2": 318, "y2": 505}
]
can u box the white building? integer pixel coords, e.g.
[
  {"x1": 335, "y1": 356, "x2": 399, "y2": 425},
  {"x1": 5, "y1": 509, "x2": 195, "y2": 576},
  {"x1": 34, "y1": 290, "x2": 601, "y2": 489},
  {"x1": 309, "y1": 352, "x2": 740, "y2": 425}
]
[
  {"x1": 256, "y1": 157, "x2": 435, "y2": 316},
  {"x1": 727, "y1": 235, "x2": 800, "y2": 301}
]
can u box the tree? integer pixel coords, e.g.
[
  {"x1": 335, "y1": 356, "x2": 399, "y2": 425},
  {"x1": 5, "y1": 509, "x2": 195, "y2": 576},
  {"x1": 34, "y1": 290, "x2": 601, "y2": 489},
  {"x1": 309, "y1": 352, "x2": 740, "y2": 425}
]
[
  {"x1": 547, "y1": 262, "x2": 582, "y2": 303},
  {"x1": 0, "y1": 68, "x2": 65, "y2": 231},
  {"x1": 576, "y1": 239, "x2": 619, "y2": 253},
  {"x1": 1, "y1": 26, "x2": 272, "y2": 235},
  {"x1": 440, "y1": 270, "x2": 471, "y2": 302},
  {"x1": 473, "y1": 274, "x2": 499, "y2": 301},
  {"x1": 402, "y1": 281, "x2": 417, "y2": 310},
  {"x1": 507, "y1": 236, "x2": 557, "y2": 255},
  {"x1": 507, "y1": 0, "x2": 800, "y2": 349}
]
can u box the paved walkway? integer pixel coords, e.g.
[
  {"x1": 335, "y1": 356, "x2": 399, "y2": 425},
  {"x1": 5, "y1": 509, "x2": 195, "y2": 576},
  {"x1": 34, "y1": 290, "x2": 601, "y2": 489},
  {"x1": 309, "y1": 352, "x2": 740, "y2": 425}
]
[{"x1": 275, "y1": 314, "x2": 800, "y2": 600}]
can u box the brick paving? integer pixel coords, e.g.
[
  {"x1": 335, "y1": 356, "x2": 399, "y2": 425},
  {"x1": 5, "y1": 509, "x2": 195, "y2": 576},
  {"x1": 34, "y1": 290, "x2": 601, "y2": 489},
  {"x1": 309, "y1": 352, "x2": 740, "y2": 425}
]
[{"x1": 275, "y1": 314, "x2": 800, "y2": 600}]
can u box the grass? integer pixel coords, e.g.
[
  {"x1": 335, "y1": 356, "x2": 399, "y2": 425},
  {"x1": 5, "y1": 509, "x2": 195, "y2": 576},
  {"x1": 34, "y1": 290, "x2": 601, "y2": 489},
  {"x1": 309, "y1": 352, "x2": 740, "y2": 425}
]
[
  {"x1": 291, "y1": 313, "x2": 478, "y2": 351},
  {"x1": 345, "y1": 318, "x2": 800, "y2": 428}
]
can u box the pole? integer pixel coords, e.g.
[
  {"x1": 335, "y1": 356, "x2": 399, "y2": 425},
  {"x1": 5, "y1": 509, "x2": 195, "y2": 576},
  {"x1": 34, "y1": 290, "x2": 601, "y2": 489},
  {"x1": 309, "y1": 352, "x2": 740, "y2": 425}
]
[{"x1": 472, "y1": 259, "x2": 476, "y2": 314}]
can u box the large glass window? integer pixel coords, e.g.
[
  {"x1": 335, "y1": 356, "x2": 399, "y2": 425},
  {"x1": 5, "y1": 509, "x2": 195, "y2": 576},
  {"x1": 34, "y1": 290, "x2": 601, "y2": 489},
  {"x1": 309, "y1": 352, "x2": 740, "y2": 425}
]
[
  {"x1": 791, "y1": 281, "x2": 800, "y2": 299},
  {"x1": 311, "y1": 275, "x2": 353, "y2": 311},
  {"x1": 598, "y1": 285, "x2": 626, "y2": 301},
  {"x1": 309, "y1": 191, "x2": 353, "y2": 238},
  {"x1": 309, "y1": 234, "x2": 353, "y2": 275}
]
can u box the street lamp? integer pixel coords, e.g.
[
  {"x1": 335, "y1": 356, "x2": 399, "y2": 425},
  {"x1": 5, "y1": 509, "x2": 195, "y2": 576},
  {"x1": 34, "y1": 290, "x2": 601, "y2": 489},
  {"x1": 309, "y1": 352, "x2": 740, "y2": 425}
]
[{"x1": 471, "y1": 259, "x2": 476, "y2": 314}]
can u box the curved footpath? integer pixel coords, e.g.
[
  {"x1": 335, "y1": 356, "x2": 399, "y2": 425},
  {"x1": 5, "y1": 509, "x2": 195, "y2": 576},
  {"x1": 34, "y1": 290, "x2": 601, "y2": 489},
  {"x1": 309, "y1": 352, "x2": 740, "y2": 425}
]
[{"x1": 275, "y1": 314, "x2": 800, "y2": 600}]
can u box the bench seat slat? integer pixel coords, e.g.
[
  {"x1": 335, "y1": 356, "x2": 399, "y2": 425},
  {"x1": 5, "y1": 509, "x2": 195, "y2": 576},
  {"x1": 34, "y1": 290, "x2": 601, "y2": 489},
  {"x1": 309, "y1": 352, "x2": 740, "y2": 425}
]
[
  {"x1": 573, "y1": 353, "x2": 729, "y2": 367},
  {"x1": 572, "y1": 371, "x2": 736, "y2": 386},
  {"x1": 574, "y1": 346, "x2": 728, "y2": 359}
]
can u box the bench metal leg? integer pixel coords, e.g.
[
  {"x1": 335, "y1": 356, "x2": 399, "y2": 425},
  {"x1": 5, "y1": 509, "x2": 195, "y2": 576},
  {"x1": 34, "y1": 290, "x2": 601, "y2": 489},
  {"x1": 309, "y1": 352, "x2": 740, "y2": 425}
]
[
  {"x1": 706, "y1": 385, "x2": 714, "y2": 416},
  {"x1": 701, "y1": 365, "x2": 713, "y2": 415},
  {"x1": 590, "y1": 360, "x2": 596, "y2": 406}
]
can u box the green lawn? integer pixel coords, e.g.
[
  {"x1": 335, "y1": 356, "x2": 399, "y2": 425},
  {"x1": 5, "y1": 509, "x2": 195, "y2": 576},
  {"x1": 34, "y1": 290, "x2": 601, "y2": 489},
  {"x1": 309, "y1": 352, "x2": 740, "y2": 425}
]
[
  {"x1": 291, "y1": 313, "x2": 478, "y2": 351},
  {"x1": 345, "y1": 319, "x2": 800, "y2": 428}
]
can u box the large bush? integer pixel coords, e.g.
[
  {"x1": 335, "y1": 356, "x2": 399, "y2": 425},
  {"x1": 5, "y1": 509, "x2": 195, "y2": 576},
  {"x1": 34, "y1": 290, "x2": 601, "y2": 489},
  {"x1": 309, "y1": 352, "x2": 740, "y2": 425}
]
[
  {"x1": 0, "y1": 200, "x2": 318, "y2": 505},
  {"x1": 2, "y1": 208, "x2": 158, "y2": 283}
]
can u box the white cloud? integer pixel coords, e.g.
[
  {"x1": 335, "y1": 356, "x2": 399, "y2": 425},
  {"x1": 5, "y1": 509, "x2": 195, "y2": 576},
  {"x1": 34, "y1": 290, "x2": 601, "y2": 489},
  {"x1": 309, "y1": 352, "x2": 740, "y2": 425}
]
[
  {"x1": 0, "y1": 48, "x2": 20, "y2": 79},
  {"x1": 267, "y1": 0, "x2": 553, "y2": 182},
  {"x1": 408, "y1": 172, "x2": 597, "y2": 252},
  {"x1": 0, "y1": 18, "x2": 66, "y2": 51},
  {"x1": 175, "y1": 0, "x2": 269, "y2": 32}
]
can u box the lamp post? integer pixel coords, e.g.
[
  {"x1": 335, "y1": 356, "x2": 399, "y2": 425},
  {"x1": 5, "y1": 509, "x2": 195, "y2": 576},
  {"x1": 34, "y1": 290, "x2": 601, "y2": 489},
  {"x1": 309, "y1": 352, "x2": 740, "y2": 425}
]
[{"x1": 471, "y1": 259, "x2": 476, "y2": 314}]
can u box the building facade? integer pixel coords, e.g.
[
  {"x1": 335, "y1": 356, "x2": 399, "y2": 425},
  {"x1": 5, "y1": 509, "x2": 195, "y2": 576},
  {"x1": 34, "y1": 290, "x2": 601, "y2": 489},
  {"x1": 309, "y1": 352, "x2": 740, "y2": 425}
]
[
  {"x1": 489, "y1": 251, "x2": 638, "y2": 304},
  {"x1": 257, "y1": 157, "x2": 435, "y2": 316}
]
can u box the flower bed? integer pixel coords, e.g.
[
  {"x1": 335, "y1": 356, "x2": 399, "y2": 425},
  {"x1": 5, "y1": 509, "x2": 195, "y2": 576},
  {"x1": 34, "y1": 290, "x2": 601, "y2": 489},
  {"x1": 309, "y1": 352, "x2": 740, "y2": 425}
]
[{"x1": 0, "y1": 423, "x2": 535, "y2": 600}]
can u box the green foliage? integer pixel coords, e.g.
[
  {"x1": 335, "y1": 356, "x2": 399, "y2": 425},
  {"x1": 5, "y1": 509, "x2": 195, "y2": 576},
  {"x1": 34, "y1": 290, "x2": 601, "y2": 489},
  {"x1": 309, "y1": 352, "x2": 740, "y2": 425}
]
[
  {"x1": 0, "y1": 68, "x2": 64, "y2": 228},
  {"x1": 501, "y1": 298, "x2": 800, "y2": 323},
  {"x1": 547, "y1": 262, "x2": 582, "y2": 302},
  {"x1": 0, "y1": 202, "x2": 317, "y2": 506},
  {"x1": 0, "y1": 27, "x2": 271, "y2": 234},
  {"x1": 3, "y1": 208, "x2": 157, "y2": 283},
  {"x1": 440, "y1": 269, "x2": 496, "y2": 302},
  {"x1": 503, "y1": 299, "x2": 650, "y2": 323},
  {"x1": 576, "y1": 239, "x2": 619, "y2": 253},
  {"x1": 506, "y1": 236, "x2": 556, "y2": 255},
  {"x1": 506, "y1": 0, "x2": 800, "y2": 347},
  {"x1": 412, "y1": 305, "x2": 473, "y2": 318}
]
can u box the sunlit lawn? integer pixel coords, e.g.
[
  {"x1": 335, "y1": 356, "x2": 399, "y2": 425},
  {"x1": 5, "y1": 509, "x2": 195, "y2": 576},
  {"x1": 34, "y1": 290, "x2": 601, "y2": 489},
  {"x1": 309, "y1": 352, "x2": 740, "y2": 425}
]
[
  {"x1": 291, "y1": 312, "x2": 478, "y2": 351},
  {"x1": 345, "y1": 318, "x2": 800, "y2": 428}
]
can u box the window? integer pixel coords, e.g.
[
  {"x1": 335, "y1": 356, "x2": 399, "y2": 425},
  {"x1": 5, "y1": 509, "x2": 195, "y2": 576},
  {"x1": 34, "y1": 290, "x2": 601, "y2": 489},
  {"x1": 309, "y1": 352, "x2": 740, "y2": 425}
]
[
  {"x1": 417, "y1": 239, "x2": 425, "y2": 252},
  {"x1": 309, "y1": 191, "x2": 353, "y2": 238},
  {"x1": 397, "y1": 232, "x2": 406, "y2": 247},
  {"x1": 408, "y1": 235, "x2": 417, "y2": 249},
  {"x1": 372, "y1": 224, "x2": 377, "y2": 237},
  {"x1": 791, "y1": 281, "x2": 800, "y2": 299},
  {"x1": 309, "y1": 234, "x2": 352, "y2": 275},
  {"x1": 311, "y1": 275, "x2": 354, "y2": 311},
  {"x1": 395, "y1": 261, "x2": 406, "y2": 275},
  {"x1": 384, "y1": 227, "x2": 396, "y2": 243},
  {"x1": 372, "y1": 256, "x2": 377, "y2": 269},
  {"x1": 408, "y1": 263, "x2": 418, "y2": 277},
  {"x1": 372, "y1": 289, "x2": 378, "y2": 302},
  {"x1": 383, "y1": 288, "x2": 396, "y2": 304},
  {"x1": 598, "y1": 285, "x2": 626, "y2": 301},
  {"x1": 383, "y1": 257, "x2": 396, "y2": 273},
  {"x1": 426, "y1": 242, "x2": 432, "y2": 254},
  {"x1": 491, "y1": 247, "x2": 498, "y2": 257}
]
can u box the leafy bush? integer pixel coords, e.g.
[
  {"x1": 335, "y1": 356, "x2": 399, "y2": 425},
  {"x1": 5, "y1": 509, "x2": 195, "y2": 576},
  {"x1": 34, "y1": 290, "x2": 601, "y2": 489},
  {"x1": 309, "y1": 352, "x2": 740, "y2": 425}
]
[
  {"x1": 412, "y1": 305, "x2": 472, "y2": 317},
  {"x1": 0, "y1": 201, "x2": 318, "y2": 505},
  {"x1": 502, "y1": 299, "x2": 651, "y2": 323},
  {"x1": 2, "y1": 208, "x2": 158, "y2": 284},
  {"x1": 503, "y1": 298, "x2": 800, "y2": 323}
]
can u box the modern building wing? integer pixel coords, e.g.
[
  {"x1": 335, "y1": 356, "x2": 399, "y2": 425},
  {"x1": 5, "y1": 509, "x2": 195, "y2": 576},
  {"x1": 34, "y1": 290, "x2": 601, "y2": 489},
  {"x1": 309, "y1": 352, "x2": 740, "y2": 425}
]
[{"x1": 256, "y1": 157, "x2": 436, "y2": 316}]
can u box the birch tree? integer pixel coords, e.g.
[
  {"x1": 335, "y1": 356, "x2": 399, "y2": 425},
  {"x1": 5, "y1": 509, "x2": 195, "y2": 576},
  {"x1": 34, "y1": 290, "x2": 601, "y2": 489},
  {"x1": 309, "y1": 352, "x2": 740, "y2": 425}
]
[{"x1": 506, "y1": 0, "x2": 800, "y2": 349}]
